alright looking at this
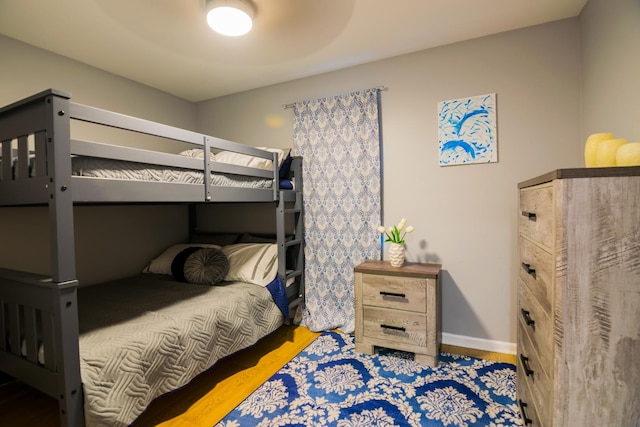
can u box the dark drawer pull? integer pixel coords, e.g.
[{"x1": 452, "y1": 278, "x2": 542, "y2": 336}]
[
  {"x1": 520, "y1": 354, "x2": 534, "y2": 377},
  {"x1": 521, "y1": 262, "x2": 536, "y2": 278},
  {"x1": 521, "y1": 211, "x2": 537, "y2": 221},
  {"x1": 519, "y1": 399, "x2": 533, "y2": 426},
  {"x1": 381, "y1": 324, "x2": 406, "y2": 332},
  {"x1": 520, "y1": 308, "x2": 535, "y2": 327},
  {"x1": 380, "y1": 291, "x2": 406, "y2": 298}
]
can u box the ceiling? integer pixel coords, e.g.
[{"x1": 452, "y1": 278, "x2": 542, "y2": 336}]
[{"x1": 0, "y1": 0, "x2": 587, "y2": 102}]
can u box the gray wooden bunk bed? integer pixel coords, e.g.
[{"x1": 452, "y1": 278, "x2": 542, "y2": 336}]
[{"x1": 0, "y1": 89, "x2": 304, "y2": 427}]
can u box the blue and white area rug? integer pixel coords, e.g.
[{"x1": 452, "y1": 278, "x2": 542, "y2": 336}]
[{"x1": 216, "y1": 331, "x2": 523, "y2": 426}]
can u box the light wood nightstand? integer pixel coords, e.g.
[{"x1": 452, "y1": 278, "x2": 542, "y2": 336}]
[{"x1": 354, "y1": 260, "x2": 442, "y2": 367}]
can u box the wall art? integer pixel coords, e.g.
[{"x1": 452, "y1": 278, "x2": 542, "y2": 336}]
[{"x1": 438, "y1": 93, "x2": 497, "y2": 166}]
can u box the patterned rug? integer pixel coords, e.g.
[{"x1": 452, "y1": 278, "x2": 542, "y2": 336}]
[{"x1": 216, "y1": 331, "x2": 523, "y2": 426}]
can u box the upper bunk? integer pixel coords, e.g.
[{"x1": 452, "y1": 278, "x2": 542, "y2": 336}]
[{"x1": 0, "y1": 89, "x2": 299, "y2": 207}]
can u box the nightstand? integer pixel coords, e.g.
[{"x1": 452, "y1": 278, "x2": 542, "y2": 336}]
[{"x1": 354, "y1": 260, "x2": 442, "y2": 366}]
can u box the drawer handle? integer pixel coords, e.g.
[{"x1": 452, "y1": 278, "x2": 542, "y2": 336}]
[
  {"x1": 520, "y1": 354, "x2": 534, "y2": 377},
  {"x1": 520, "y1": 309, "x2": 535, "y2": 327},
  {"x1": 381, "y1": 324, "x2": 406, "y2": 333},
  {"x1": 521, "y1": 262, "x2": 536, "y2": 278},
  {"x1": 380, "y1": 291, "x2": 406, "y2": 298},
  {"x1": 518, "y1": 399, "x2": 533, "y2": 426},
  {"x1": 521, "y1": 211, "x2": 537, "y2": 221}
]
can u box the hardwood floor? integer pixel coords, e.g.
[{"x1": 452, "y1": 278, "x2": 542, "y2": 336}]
[
  {"x1": 0, "y1": 325, "x2": 320, "y2": 427},
  {"x1": 0, "y1": 379, "x2": 59, "y2": 427},
  {"x1": 0, "y1": 328, "x2": 514, "y2": 426},
  {"x1": 441, "y1": 343, "x2": 517, "y2": 364}
]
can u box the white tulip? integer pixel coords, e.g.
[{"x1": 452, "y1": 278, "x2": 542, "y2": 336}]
[
  {"x1": 377, "y1": 226, "x2": 386, "y2": 233},
  {"x1": 405, "y1": 226, "x2": 414, "y2": 233},
  {"x1": 397, "y1": 218, "x2": 407, "y2": 230}
]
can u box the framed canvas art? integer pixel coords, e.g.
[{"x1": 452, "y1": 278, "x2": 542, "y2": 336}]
[{"x1": 438, "y1": 93, "x2": 497, "y2": 166}]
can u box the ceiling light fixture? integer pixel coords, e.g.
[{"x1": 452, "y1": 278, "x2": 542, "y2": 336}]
[{"x1": 205, "y1": 0, "x2": 255, "y2": 37}]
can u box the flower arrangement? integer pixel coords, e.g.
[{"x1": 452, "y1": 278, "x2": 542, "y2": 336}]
[{"x1": 377, "y1": 218, "x2": 414, "y2": 244}]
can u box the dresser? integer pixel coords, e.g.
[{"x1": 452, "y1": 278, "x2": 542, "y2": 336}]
[
  {"x1": 354, "y1": 260, "x2": 441, "y2": 367},
  {"x1": 517, "y1": 167, "x2": 640, "y2": 427}
]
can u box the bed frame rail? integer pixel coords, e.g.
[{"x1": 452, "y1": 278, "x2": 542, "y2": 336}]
[
  {"x1": 69, "y1": 99, "x2": 280, "y2": 202},
  {"x1": 0, "y1": 267, "x2": 83, "y2": 427},
  {"x1": 0, "y1": 89, "x2": 281, "y2": 206}
]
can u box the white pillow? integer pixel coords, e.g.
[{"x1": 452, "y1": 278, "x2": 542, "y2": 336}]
[
  {"x1": 258, "y1": 147, "x2": 286, "y2": 167},
  {"x1": 221, "y1": 243, "x2": 278, "y2": 286},
  {"x1": 143, "y1": 243, "x2": 222, "y2": 276},
  {"x1": 216, "y1": 147, "x2": 285, "y2": 171}
]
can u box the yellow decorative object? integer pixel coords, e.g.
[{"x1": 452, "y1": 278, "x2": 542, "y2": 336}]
[
  {"x1": 616, "y1": 142, "x2": 640, "y2": 166},
  {"x1": 595, "y1": 138, "x2": 627, "y2": 167},
  {"x1": 584, "y1": 132, "x2": 615, "y2": 167}
]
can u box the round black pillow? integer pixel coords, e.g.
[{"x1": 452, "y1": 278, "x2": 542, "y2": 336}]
[{"x1": 171, "y1": 247, "x2": 229, "y2": 285}]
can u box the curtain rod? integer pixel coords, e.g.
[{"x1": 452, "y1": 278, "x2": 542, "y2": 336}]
[{"x1": 282, "y1": 86, "x2": 387, "y2": 109}]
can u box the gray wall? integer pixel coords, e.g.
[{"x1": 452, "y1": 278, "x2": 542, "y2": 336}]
[
  {"x1": 197, "y1": 19, "x2": 583, "y2": 347},
  {"x1": 0, "y1": 36, "x2": 192, "y2": 285},
  {"x1": 0, "y1": 36, "x2": 197, "y2": 129},
  {"x1": 580, "y1": 0, "x2": 640, "y2": 142}
]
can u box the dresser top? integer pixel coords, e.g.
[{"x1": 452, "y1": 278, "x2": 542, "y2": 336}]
[
  {"x1": 518, "y1": 166, "x2": 640, "y2": 188},
  {"x1": 354, "y1": 260, "x2": 441, "y2": 278}
]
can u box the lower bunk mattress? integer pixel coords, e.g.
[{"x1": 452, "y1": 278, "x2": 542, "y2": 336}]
[{"x1": 76, "y1": 274, "x2": 284, "y2": 427}]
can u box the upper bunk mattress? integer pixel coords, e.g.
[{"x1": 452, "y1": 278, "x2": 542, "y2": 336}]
[
  {"x1": 71, "y1": 156, "x2": 273, "y2": 189},
  {"x1": 77, "y1": 274, "x2": 283, "y2": 427}
]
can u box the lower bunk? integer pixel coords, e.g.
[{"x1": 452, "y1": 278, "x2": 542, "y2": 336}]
[{"x1": 0, "y1": 242, "x2": 295, "y2": 427}]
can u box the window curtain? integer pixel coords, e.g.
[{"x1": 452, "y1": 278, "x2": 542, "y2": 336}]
[{"x1": 293, "y1": 88, "x2": 382, "y2": 333}]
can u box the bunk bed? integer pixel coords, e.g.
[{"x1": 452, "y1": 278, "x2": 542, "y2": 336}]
[{"x1": 0, "y1": 89, "x2": 304, "y2": 427}]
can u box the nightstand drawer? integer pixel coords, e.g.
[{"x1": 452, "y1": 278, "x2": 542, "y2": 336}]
[
  {"x1": 362, "y1": 306, "x2": 427, "y2": 348},
  {"x1": 519, "y1": 184, "x2": 553, "y2": 249},
  {"x1": 361, "y1": 274, "x2": 426, "y2": 313}
]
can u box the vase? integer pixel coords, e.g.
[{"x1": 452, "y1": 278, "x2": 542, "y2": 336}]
[{"x1": 388, "y1": 243, "x2": 405, "y2": 267}]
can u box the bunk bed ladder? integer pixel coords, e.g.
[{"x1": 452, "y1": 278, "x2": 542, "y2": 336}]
[
  {"x1": 277, "y1": 190, "x2": 304, "y2": 312},
  {"x1": 276, "y1": 156, "x2": 304, "y2": 315}
]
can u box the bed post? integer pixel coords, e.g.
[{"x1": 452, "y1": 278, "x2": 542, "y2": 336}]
[{"x1": 46, "y1": 91, "x2": 84, "y2": 426}]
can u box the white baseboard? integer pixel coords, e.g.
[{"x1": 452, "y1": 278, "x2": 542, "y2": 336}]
[{"x1": 442, "y1": 332, "x2": 516, "y2": 355}]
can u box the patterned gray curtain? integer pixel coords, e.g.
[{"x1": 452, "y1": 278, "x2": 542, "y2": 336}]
[{"x1": 293, "y1": 88, "x2": 382, "y2": 333}]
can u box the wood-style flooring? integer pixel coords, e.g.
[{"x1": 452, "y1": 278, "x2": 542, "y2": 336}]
[
  {"x1": 0, "y1": 325, "x2": 320, "y2": 427},
  {"x1": 441, "y1": 343, "x2": 517, "y2": 364},
  {"x1": 0, "y1": 327, "x2": 514, "y2": 427}
]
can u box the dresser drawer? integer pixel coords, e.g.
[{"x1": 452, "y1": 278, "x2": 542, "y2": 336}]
[
  {"x1": 519, "y1": 237, "x2": 553, "y2": 313},
  {"x1": 517, "y1": 364, "x2": 544, "y2": 427},
  {"x1": 518, "y1": 279, "x2": 553, "y2": 378},
  {"x1": 361, "y1": 273, "x2": 427, "y2": 313},
  {"x1": 362, "y1": 306, "x2": 427, "y2": 348},
  {"x1": 518, "y1": 324, "x2": 551, "y2": 427},
  {"x1": 519, "y1": 185, "x2": 553, "y2": 249}
]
